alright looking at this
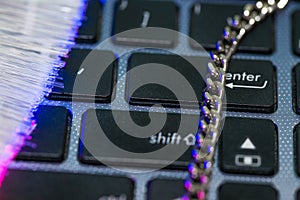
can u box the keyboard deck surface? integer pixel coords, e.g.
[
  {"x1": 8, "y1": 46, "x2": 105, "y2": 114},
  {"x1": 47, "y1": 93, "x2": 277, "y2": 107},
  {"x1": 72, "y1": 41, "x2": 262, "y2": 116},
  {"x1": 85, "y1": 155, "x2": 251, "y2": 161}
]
[{"x1": 5, "y1": 0, "x2": 300, "y2": 199}]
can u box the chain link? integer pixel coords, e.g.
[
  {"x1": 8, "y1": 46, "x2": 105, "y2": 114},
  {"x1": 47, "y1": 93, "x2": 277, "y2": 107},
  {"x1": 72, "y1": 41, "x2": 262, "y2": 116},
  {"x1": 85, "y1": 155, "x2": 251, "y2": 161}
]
[{"x1": 183, "y1": 1, "x2": 289, "y2": 199}]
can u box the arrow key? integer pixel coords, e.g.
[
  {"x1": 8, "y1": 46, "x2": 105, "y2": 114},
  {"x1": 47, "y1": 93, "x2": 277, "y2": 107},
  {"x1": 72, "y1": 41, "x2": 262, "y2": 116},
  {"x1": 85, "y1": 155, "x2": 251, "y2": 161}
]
[{"x1": 219, "y1": 117, "x2": 278, "y2": 175}]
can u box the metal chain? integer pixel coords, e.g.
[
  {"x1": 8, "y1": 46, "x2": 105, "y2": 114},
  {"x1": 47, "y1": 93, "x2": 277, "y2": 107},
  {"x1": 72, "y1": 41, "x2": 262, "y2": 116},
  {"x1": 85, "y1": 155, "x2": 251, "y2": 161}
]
[{"x1": 184, "y1": 1, "x2": 289, "y2": 199}]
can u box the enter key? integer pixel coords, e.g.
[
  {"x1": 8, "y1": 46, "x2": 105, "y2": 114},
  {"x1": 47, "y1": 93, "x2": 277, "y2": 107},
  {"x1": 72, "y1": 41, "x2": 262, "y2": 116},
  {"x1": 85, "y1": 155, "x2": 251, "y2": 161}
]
[{"x1": 225, "y1": 59, "x2": 277, "y2": 113}]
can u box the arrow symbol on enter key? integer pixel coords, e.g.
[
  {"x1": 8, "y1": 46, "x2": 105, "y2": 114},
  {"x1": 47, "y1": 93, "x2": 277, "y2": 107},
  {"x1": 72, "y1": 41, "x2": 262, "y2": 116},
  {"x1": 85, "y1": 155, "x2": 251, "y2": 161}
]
[{"x1": 226, "y1": 80, "x2": 268, "y2": 89}]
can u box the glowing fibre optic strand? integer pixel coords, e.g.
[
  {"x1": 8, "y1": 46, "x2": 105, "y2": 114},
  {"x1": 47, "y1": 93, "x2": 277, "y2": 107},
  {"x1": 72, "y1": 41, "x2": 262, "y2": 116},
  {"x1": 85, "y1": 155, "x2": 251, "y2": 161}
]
[{"x1": 0, "y1": 0, "x2": 86, "y2": 184}]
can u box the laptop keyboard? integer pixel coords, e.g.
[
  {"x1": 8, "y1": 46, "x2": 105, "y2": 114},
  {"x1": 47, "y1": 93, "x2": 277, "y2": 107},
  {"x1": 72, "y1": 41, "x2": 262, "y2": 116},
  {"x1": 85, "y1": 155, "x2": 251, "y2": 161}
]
[{"x1": 3, "y1": 0, "x2": 300, "y2": 199}]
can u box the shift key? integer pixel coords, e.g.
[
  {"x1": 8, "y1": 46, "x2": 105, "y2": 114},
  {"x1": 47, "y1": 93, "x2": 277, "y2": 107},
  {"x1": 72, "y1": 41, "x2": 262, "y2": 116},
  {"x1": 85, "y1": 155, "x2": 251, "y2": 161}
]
[
  {"x1": 79, "y1": 109, "x2": 199, "y2": 170},
  {"x1": 225, "y1": 59, "x2": 277, "y2": 113}
]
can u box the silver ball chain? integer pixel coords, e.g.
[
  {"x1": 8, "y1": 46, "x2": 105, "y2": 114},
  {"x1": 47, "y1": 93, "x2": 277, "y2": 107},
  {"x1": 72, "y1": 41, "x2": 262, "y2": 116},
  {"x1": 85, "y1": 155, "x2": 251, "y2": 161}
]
[{"x1": 184, "y1": 1, "x2": 289, "y2": 199}]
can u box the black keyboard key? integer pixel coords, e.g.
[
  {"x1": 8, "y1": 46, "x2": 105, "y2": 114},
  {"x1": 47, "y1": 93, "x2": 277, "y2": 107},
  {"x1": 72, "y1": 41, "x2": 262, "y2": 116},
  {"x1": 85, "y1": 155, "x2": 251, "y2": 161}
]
[
  {"x1": 126, "y1": 53, "x2": 276, "y2": 112},
  {"x1": 293, "y1": 11, "x2": 300, "y2": 55},
  {"x1": 226, "y1": 59, "x2": 277, "y2": 113},
  {"x1": 219, "y1": 183, "x2": 278, "y2": 200},
  {"x1": 219, "y1": 117, "x2": 278, "y2": 175},
  {"x1": 147, "y1": 179, "x2": 185, "y2": 200},
  {"x1": 294, "y1": 123, "x2": 300, "y2": 175},
  {"x1": 0, "y1": 170, "x2": 134, "y2": 200},
  {"x1": 293, "y1": 64, "x2": 300, "y2": 114},
  {"x1": 126, "y1": 53, "x2": 207, "y2": 108},
  {"x1": 48, "y1": 49, "x2": 117, "y2": 102},
  {"x1": 113, "y1": 0, "x2": 178, "y2": 47},
  {"x1": 76, "y1": 0, "x2": 102, "y2": 44},
  {"x1": 17, "y1": 106, "x2": 71, "y2": 162},
  {"x1": 297, "y1": 189, "x2": 300, "y2": 200},
  {"x1": 79, "y1": 109, "x2": 199, "y2": 169},
  {"x1": 190, "y1": 3, "x2": 274, "y2": 53}
]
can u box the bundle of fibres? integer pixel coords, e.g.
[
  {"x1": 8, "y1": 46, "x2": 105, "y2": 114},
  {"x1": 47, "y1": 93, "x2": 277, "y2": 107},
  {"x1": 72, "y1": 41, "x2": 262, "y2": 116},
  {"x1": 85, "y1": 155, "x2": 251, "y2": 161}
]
[{"x1": 0, "y1": 0, "x2": 84, "y2": 183}]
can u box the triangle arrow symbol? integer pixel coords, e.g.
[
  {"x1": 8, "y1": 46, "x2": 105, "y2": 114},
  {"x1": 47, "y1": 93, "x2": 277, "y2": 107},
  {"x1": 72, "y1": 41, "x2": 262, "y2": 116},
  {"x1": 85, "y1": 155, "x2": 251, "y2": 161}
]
[{"x1": 240, "y1": 138, "x2": 256, "y2": 150}]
